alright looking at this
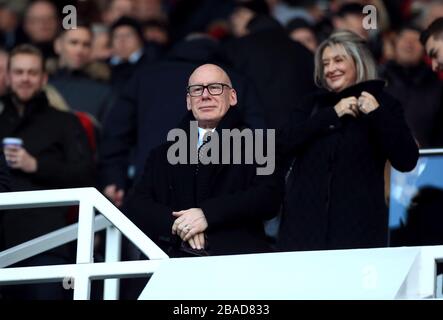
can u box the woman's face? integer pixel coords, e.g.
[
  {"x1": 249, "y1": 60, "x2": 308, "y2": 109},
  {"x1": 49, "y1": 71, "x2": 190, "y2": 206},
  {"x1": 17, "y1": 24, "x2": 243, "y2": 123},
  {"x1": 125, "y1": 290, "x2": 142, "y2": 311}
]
[{"x1": 322, "y1": 45, "x2": 357, "y2": 92}]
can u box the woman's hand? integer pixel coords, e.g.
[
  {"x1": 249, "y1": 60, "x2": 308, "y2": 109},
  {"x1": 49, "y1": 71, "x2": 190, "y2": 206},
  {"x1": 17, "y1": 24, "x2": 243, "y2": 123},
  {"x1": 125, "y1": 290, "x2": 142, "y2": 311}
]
[
  {"x1": 357, "y1": 91, "x2": 380, "y2": 114},
  {"x1": 334, "y1": 96, "x2": 359, "y2": 118}
]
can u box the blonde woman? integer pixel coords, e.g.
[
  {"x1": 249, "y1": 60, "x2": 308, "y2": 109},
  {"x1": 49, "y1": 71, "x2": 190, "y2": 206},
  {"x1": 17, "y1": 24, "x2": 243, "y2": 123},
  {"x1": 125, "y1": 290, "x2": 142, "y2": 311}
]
[{"x1": 278, "y1": 31, "x2": 418, "y2": 251}]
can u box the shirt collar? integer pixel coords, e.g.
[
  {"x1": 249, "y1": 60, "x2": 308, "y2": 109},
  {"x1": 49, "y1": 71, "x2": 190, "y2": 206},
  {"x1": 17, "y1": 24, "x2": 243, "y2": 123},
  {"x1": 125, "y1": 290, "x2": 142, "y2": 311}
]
[
  {"x1": 197, "y1": 127, "x2": 215, "y2": 148},
  {"x1": 110, "y1": 49, "x2": 143, "y2": 66}
]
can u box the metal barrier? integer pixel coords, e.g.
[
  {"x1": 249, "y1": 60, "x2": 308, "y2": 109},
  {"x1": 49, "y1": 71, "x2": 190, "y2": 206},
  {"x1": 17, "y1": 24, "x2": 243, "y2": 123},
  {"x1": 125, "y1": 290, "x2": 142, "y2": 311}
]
[{"x1": 0, "y1": 188, "x2": 169, "y2": 300}]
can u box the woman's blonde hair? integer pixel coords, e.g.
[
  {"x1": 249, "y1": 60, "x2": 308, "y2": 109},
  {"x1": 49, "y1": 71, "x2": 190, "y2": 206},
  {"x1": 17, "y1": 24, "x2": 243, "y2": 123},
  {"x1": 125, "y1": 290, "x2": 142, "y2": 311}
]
[{"x1": 314, "y1": 30, "x2": 378, "y2": 89}]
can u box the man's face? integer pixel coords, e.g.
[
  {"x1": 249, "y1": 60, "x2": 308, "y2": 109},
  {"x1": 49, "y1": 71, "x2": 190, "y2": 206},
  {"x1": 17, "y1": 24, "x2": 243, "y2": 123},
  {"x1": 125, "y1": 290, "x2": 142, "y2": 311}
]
[
  {"x1": 230, "y1": 7, "x2": 254, "y2": 38},
  {"x1": 24, "y1": 1, "x2": 58, "y2": 43},
  {"x1": 56, "y1": 28, "x2": 92, "y2": 70},
  {"x1": 425, "y1": 35, "x2": 443, "y2": 72},
  {"x1": 289, "y1": 28, "x2": 318, "y2": 53},
  {"x1": 8, "y1": 54, "x2": 47, "y2": 102},
  {"x1": 395, "y1": 30, "x2": 423, "y2": 67},
  {"x1": 112, "y1": 26, "x2": 142, "y2": 60},
  {"x1": 186, "y1": 65, "x2": 237, "y2": 129},
  {"x1": 334, "y1": 14, "x2": 368, "y2": 40}
]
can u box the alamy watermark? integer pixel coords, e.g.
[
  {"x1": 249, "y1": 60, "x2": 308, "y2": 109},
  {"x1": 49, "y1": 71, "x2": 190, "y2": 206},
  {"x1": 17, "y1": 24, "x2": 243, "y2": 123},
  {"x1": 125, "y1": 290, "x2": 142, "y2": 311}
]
[
  {"x1": 60, "y1": 4, "x2": 377, "y2": 31},
  {"x1": 62, "y1": 276, "x2": 75, "y2": 290},
  {"x1": 62, "y1": 5, "x2": 77, "y2": 30},
  {"x1": 362, "y1": 5, "x2": 377, "y2": 30},
  {"x1": 167, "y1": 121, "x2": 275, "y2": 176}
]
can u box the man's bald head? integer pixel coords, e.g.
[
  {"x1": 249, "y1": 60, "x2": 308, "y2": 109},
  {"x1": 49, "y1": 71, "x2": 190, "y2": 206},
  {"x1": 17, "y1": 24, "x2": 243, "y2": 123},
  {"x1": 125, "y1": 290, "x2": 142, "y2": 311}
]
[
  {"x1": 188, "y1": 64, "x2": 232, "y2": 87},
  {"x1": 186, "y1": 64, "x2": 237, "y2": 129}
]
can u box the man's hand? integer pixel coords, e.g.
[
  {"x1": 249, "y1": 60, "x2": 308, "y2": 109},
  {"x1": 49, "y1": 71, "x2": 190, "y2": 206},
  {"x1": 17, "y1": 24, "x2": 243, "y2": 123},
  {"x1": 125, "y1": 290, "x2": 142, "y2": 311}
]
[
  {"x1": 3, "y1": 146, "x2": 37, "y2": 173},
  {"x1": 172, "y1": 208, "x2": 208, "y2": 241},
  {"x1": 104, "y1": 184, "x2": 125, "y2": 207},
  {"x1": 187, "y1": 232, "x2": 206, "y2": 250}
]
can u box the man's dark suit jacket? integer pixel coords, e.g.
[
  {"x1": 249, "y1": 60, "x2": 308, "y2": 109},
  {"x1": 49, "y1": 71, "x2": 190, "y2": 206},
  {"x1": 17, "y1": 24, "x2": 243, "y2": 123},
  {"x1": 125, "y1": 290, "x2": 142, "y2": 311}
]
[{"x1": 124, "y1": 107, "x2": 283, "y2": 257}]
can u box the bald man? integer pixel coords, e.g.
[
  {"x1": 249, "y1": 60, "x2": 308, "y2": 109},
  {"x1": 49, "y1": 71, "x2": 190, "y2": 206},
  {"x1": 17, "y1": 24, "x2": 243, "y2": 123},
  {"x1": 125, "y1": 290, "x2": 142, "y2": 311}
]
[{"x1": 124, "y1": 64, "x2": 283, "y2": 257}]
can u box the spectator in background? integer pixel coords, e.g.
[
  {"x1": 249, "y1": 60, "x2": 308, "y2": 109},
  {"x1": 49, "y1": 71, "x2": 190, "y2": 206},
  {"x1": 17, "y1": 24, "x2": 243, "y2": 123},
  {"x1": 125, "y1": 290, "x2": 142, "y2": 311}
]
[
  {"x1": 331, "y1": 2, "x2": 383, "y2": 61},
  {"x1": 332, "y1": 2, "x2": 368, "y2": 40},
  {"x1": 418, "y1": 0, "x2": 443, "y2": 30},
  {"x1": 21, "y1": 0, "x2": 59, "y2": 58},
  {"x1": 91, "y1": 24, "x2": 112, "y2": 63},
  {"x1": 270, "y1": 0, "x2": 322, "y2": 26},
  {"x1": 390, "y1": 186, "x2": 443, "y2": 247},
  {"x1": 109, "y1": 17, "x2": 151, "y2": 92},
  {"x1": 142, "y1": 18, "x2": 170, "y2": 49},
  {"x1": 131, "y1": 0, "x2": 166, "y2": 22},
  {"x1": 224, "y1": 3, "x2": 316, "y2": 130},
  {"x1": 381, "y1": 25, "x2": 443, "y2": 148},
  {"x1": 0, "y1": 44, "x2": 94, "y2": 299},
  {"x1": 102, "y1": 0, "x2": 134, "y2": 26},
  {"x1": 167, "y1": 0, "x2": 235, "y2": 42},
  {"x1": 0, "y1": 3, "x2": 20, "y2": 50},
  {"x1": 286, "y1": 17, "x2": 318, "y2": 53},
  {"x1": 277, "y1": 31, "x2": 418, "y2": 252},
  {"x1": 50, "y1": 22, "x2": 113, "y2": 124},
  {"x1": 229, "y1": 0, "x2": 269, "y2": 38},
  {"x1": 0, "y1": 48, "x2": 8, "y2": 96},
  {"x1": 421, "y1": 17, "x2": 443, "y2": 73},
  {"x1": 420, "y1": 17, "x2": 443, "y2": 147}
]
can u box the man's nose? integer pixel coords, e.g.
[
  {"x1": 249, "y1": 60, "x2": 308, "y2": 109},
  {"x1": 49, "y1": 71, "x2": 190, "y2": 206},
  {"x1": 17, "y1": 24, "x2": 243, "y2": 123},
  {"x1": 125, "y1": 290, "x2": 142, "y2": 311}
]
[
  {"x1": 21, "y1": 74, "x2": 30, "y2": 82},
  {"x1": 201, "y1": 86, "x2": 211, "y2": 97}
]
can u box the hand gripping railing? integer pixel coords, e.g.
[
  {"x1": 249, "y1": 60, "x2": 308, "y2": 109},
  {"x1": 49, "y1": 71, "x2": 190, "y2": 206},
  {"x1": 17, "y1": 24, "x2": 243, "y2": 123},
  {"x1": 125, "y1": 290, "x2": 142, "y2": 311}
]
[{"x1": 0, "y1": 187, "x2": 169, "y2": 300}]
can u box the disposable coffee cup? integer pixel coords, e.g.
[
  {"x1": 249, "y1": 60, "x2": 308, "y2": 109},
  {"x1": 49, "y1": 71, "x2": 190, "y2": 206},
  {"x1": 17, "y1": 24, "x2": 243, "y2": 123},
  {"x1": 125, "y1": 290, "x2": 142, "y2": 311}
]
[{"x1": 2, "y1": 137, "x2": 23, "y2": 148}]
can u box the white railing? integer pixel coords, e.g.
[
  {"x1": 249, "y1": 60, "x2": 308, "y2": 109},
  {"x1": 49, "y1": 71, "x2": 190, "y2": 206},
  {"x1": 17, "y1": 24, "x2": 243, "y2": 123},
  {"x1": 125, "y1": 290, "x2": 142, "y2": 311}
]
[
  {"x1": 0, "y1": 188, "x2": 442, "y2": 300},
  {"x1": 0, "y1": 188, "x2": 169, "y2": 300}
]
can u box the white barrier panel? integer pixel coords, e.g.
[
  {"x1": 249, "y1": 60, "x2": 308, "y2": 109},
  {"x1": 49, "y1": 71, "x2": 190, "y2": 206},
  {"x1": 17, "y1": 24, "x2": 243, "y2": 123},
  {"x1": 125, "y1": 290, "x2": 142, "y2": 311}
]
[
  {"x1": 0, "y1": 188, "x2": 169, "y2": 300},
  {"x1": 140, "y1": 246, "x2": 443, "y2": 300}
]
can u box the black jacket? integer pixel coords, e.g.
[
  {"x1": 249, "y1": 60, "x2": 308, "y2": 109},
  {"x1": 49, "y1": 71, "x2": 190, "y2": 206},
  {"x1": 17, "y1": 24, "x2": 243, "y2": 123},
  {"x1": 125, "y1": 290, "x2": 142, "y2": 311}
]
[
  {"x1": 0, "y1": 92, "x2": 95, "y2": 249},
  {"x1": 277, "y1": 80, "x2": 419, "y2": 251},
  {"x1": 124, "y1": 107, "x2": 284, "y2": 256},
  {"x1": 49, "y1": 68, "x2": 113, "y2": 124},
  {"x1": 380, "y1": 61, "x2": 443, "y2": 147},
  {"x1": 0, "y1": 152, "x2": 10, "y2": 192}
]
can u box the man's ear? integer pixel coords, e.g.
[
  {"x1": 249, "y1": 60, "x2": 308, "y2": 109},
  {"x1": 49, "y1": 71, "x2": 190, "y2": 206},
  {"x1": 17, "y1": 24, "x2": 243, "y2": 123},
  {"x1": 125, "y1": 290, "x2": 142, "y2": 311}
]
[
  {"x1": 186, "y1": 94, "x2": 191, "y2": 111},
  {"x1": 229, "y1": 88, "x2": 238, "y2": 106}
]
